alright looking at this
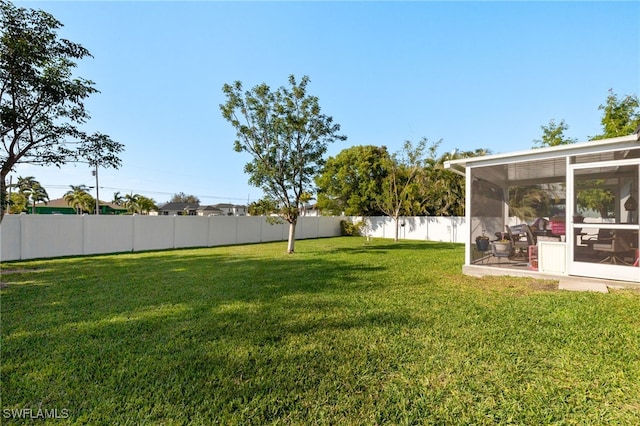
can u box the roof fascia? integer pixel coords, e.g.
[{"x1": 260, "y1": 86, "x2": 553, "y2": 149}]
[{"x1": 444, "y1": 133, "x2": 640, "y2": 173}]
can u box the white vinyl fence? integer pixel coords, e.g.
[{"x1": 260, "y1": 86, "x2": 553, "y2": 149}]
[
  {"x1": 0, "y1": 215, "x2": 343, "y2": 261},
  {"x1": 353, "y1": 216, "x2": 466, "y2": 243},
  {"x1": 0, "y1": 214, "x2": 467, "y2": 261}
]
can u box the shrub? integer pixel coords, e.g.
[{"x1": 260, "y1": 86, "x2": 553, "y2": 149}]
[{"x1": 340, "y1": 220, "x2": 362, "y2": 236}]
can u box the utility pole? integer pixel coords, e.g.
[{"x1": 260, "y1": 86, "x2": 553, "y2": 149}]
[{"x1": 93, "y1": 162, "x2": 99, "y2": 215}]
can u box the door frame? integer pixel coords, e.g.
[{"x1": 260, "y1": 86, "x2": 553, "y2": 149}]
[{"x1": 567, "y1": 157, "x2": 640, "y2": 282}]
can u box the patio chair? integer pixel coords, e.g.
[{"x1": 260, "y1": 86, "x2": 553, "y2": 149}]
[
  {"x1": 592, "y1": 230, "x2": 634, "y2": 264},
  {"x1": 506, "y1": 224, "x2": 536, "y2": 260}
]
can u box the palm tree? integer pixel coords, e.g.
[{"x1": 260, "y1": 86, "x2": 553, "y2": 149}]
[
  {"x1": 136, "y1": 195, "x2": 157, "y2": 215},
  {"x1": 64, "y1": 185, "x2": 93, "y2": 214},
  {"x1": 112, "y1": 191, "x2": 124, "y2": 206},
  {"x1": 13, "y1": 176, "x2": 49, "y2": 214},
  {"x1": 123, "y1": 193, "x2": 140, "y2": 214}
]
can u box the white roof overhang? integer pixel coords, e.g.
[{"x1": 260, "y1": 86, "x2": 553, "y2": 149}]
[{"x1": 444, "y1": 133, "x2": 640, "y2": 185}]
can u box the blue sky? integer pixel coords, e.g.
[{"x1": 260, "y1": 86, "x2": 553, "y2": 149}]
[{"x1": 13, "y1": 1, "x2": 640, "y2": 205}]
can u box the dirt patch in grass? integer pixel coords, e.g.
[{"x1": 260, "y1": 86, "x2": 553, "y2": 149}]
[{"x1": 528, "y1": 279, "x2": 559, "y2": 291}]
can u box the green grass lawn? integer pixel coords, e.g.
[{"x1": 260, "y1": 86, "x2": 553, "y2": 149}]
[{"x1": 1, "y1": 237, "x2": 639, "y2": 425}]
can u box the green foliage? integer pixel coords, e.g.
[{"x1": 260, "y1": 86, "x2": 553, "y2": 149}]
[
  {"x1": 533, "y1": 119, "x2": 577, "y2": 148},
  {"x1": 316, "y1": 145, "x2": 390, "y2": 216},
  {"x1": 7, "y1": 190, "x2": 26, "y2": 213},
  {"x1": 375, "y1": 138, "x2": 431, "y2": 241},
  {"x1": 63, "y1": 184, "x2": 94, "y2": 214},
  {"x1": 509, "y1": 185, "x2": 560, "y2": 221},
  {"x1": 339, "y1": 219, "x2": 362, "y2": 236},
  {"x1": 2, "y1": 239, "x2": 640, "y2": 424},
  {"x1": 0, "y1": 1, "x2": 123, "y2": 220},
  {"x1": 414, "y1": 145, "x2": 483, "y2": 217},
  {"x1": 220, "y1": 74, "x2": 346, "y2": 253},
  {"x1": 247, "y1": 197, "x2": 278, "y2": 216},
  {"x1": 317, "y1": 143, "x2": 485, "y2": 221},
  {"x1": 592, "y1": 90, "x2": 640, "y2": 139},
  {"x1": 168, "y1": 192, "x2": 200, "y2": 204},
  {"x1": 12, "y1": 175, "x2": 49, "y2": 214},
  {"x1": 576, "y1": 180, "x2": 615, "y2": 218},
  {"x1": 123, "y1": 193, "x2": 157, "y2": 215}
]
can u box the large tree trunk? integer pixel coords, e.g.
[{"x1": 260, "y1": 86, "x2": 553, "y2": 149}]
[
  {"x1": 287, "y1": 220, "x2": 297, "y2": 253},
  {"x1": 0, "y1": 172, "x2": 7, "y2": 223}
]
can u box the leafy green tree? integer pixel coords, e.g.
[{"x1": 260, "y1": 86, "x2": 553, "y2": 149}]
[
  {"x1": 316, "y1": 145, "x2": 390, "y2": 216},
  {"x1": 592, "y1": 90, "x2": 640, "y2": 139},
  {"x1": 0, "y1": 1, "x2": 123, "y2": 221},
  {"x1": 533, "y1": 119, "x2": 577, "y2": 148},
  {"x1": 376, "y1": 139, "x2": 428, "y2": 242},
  {"x1": 221, "y1": 75, "x2": 346, "y2": 253},
  {"x1": 168, "y1": 192, "x2": 200, "y2": 205},
  {"x1": 247, "y1": 197, "x2": 278, "y2": 216},
  {"x1": 63, "y1": 185, "x2": 93, "y2": 214},
  {"x1": 417, "y1": 145, "x2": 474, "y2": 217},
  {"x1": 576, "y1": 181, "x2": 615, "y2": 219},
  {"x1": 508, "y1": 185, "x2": 559, "y2": 222},
  {"x1": 7, "y1": 191, "x2": 26, "y2": 214}
]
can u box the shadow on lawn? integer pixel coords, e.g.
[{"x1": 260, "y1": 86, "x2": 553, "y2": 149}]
[
  {"x1": 2, "y1": 245, "x2": 424, "y2": 420},
  {"x1": 1, "y1": 246, "x2": 389, "y2": 337}
]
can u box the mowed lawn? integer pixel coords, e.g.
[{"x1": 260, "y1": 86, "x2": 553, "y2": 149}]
[{"x1": 1, "y1": 237, "x2": 639, "y2": 425}]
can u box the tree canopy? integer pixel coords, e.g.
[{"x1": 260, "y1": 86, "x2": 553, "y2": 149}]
[
  {"x1": 63, "y1": 185, "x2": 94, "y2": 214},
  {"x1": 592, "y1": 90, "x2": 640, "y2": 139},
  {"x1": 221, "y1": 75, "x2": 346, "y2": 253},
  {"x1": 0, "y1": 1, "x2": 123, "y2": 220},
  {"x1": 533, "y1": 119, "x2": 577, "y2": 148},
  {"x1": 315, "y1": 145, "x2": 390, "y2": 216},
  {"x1": 168, "y1": 192, "x2": 200, "y2": 205}
]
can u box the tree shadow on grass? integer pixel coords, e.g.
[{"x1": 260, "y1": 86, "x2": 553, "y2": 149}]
[
  {"x1": 1, "y1": 245, "x2": 390, "y2": 338},
  {"x1": 2, "y1": 245, "x2": 427, "y2": 422}
]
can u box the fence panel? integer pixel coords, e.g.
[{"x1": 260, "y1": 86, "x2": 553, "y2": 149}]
[
  {"x1": 236, "y1": 217, "x2": 263, "y2": 245},
  {"x1": 261, "y1": 219, "x2": 286, "y2": 242},
  {"x1": 357, "y1": 216, "x2": 466, "y2": 243},
  {"x1": 174, "y1": 216, "x2": 209, "y2": 248},
  {"x1": 133, "y1": 216, "x2": 175, "y2": 252},
  {"x1": 209, "y1": 216, "x2": 238, "y2": 246},
  {"x1": 84, "y1": 215, "x2": 134, "y2": 254},
  {"x1": 22, "y1": 215, "x2": 84, "y2": 259},
  {"x1": 1, "y1": 215, "x2": 21, "y2": 261}
]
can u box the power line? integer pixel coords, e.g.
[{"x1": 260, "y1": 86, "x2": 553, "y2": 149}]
[{"x1": 41, "y1": 184, "x2": 254, "y2": 202}]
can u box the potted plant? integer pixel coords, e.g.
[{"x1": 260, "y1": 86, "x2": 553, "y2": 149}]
[
  {"x1": 491, "y1": 237, "x2": 512, "y2": 258},
  {"x1": 475, "y1": 231, "x2": 490, "y2": 251}
]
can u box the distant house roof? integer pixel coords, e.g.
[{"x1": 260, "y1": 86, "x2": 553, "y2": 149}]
[
  {"x1": 213, "y1": 203, "x2": 246, "y2": 209},
  {"x1": 197, "y1": 205, "x2": 223, "y2": 213},
  {"x1": 158, "y1": 202, "x2": 199, "y2": 211},
  {"x1": 35, "y1": 198, "x2": 72, "y2": 208}
]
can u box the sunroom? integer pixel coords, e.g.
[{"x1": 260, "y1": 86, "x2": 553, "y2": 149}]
[{"x1": 445, "y1": 131, "x2": 640, "y2": 283}]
